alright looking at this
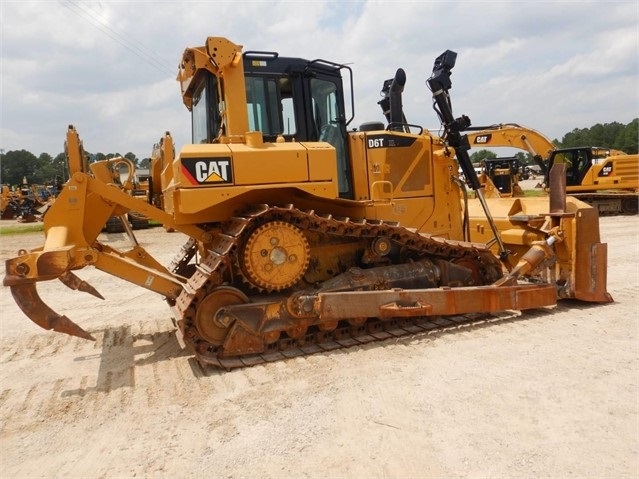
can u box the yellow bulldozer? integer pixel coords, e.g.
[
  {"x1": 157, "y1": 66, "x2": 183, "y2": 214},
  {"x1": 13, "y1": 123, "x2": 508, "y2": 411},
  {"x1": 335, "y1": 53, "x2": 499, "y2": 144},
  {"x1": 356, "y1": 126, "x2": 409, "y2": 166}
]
[{"x1": 4, "y1": 37, "x2": 612, "y2": 369}]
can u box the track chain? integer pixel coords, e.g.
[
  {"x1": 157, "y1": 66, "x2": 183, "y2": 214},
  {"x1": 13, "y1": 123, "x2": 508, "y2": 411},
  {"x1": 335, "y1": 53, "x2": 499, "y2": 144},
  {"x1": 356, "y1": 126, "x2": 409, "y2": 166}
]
[{"x1": 173, "y1": 204, "x2": 504, "y2": 369}]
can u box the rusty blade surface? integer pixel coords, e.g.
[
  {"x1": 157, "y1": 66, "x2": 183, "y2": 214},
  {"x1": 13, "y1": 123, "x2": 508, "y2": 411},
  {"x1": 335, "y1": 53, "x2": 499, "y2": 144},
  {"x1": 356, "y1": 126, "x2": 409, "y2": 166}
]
[
  {"x1": 9, "y1": 283, "x2": 95, "y2": 340},
  {"x1": 59, "y1": 271, "x2": 105, "y2": 299},
  {"x1": 549, "y1": 162, "x2": 567, "y2": 214}
]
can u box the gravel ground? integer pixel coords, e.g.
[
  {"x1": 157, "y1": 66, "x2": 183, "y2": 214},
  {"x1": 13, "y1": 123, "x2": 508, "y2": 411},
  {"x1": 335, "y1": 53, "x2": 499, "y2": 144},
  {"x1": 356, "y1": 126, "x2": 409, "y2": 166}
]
[{"x1": 0, "y1": 214, "x2": 637, "y2": 479}]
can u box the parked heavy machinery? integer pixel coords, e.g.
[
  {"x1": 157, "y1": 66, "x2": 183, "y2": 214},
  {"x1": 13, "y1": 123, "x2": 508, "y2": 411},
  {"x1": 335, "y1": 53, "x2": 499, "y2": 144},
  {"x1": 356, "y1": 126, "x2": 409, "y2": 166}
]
[
  {"x1": 466, "y1": 124, "x2": 557, "y2": 171},
  {"x1": 478, "y1": 157, "x2": 525, "y2": 198},
  {"x1": 545, "y1": 147, "x2": 638, "y2": 215},
  {"x1": 4, "y1": 37, "x2": 612, "y2": 370},
  {"x1": 102, "y1": 160, "x2": 152, "y2": 232},
  {"x1": 128, "y1": 170, "x2": 152, "y2": 229},
  {"x1": 0, "y1": 180, "x2": 49, "y2": 222},
  {"x1": 466, "y1": 123, "x2": 638, "y2": 215},
  {"x1": 0, "y1": 185, "x2": 18, "y2": 219}
]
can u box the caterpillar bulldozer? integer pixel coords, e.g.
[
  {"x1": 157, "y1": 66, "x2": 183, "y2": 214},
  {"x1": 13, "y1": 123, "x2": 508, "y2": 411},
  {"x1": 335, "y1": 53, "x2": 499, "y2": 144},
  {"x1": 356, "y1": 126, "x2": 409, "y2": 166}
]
[
  {"x1": 466, "y1": 124, "x2": 639, "y2": 215},
  {"x1": 477, "y1": 157, "x2": 525, "y2": 198},
  {"x1": 4, "y1": 37, "x2": 612, "y2": 369}
]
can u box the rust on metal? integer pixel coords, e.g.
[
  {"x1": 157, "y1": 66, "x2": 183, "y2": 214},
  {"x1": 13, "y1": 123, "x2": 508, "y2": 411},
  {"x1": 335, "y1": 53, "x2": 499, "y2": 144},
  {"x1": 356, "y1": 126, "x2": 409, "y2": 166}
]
[
  {"x1": 572, "y1": 207, "x2": 614, "y2": 302},
  {"x1": 549, "y1": 162, "x2": 567, "y2": 214},
  {"x1": 314, "y1": 284, "x2": 557, "y2": 320},
  {"x1": 173, "y1": 205, "x2": 561, "y2": 369},
  {"x1": 9, "y1": 283, "x2": 95, "y2": 340},
  {"x1": 58, "y1": 271, "x2": 105, "y2": 299}
]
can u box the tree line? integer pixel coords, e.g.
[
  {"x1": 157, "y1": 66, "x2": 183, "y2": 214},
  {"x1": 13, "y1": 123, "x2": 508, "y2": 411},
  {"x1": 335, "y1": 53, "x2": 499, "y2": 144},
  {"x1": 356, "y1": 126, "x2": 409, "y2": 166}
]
[
  {"x1": 0, "y1": 150, "x2": 151, "y2": 188},
  {"x1": 556, "y1": 119, "x2": 638, "y2": 152},
  {"x1": 1, "y1": 119, "x2": 637, "y2": 188}
]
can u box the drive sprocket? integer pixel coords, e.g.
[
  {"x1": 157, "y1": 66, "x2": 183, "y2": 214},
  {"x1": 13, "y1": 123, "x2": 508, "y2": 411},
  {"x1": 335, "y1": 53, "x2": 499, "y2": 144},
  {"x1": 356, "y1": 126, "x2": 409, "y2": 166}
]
[{"x1": 240, "y1": 220, "x2": 310, "y2": 291}]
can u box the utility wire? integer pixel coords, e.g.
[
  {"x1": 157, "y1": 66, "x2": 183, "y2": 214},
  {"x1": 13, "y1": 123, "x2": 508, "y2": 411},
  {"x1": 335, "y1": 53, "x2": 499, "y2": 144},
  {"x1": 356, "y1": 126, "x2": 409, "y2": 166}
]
[
  {"x1": 58, "y1": 0, "x2": 175, "y2": 77},
  {"x1": 70, "y1": 0, "x2": 173, "y2": 74}
]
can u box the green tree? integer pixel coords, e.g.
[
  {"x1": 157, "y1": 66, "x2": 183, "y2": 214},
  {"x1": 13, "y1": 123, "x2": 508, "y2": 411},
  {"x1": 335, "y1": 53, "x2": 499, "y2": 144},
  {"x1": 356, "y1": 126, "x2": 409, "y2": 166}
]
[
  {"x1": 124, "y1": 152, "x2": 138, "y2": 166},
  {"x1": 557, "y1": 119, "x2": 638, "y2": 154},
  {"x1": 557, "y1": 127, "x2": 588, "y2": 148},
  {"x1": 513, "y1": 152, "x2": 537, "y2": 166},
  {"x1": 2, "y1": 149, "x2": 39, "y2": 186},
  {"x1": 613, "y1": 119, "x2": 638, "y2": 153},
  {"x1": 51, "y1": 153, "x2": 69, "y2": 182},
  {"x1": 34, "y1": 153, "x2": 56, "y2": 184},
  {"x1": 470, "y1": 149, "x2": 497, "y2": 165}
]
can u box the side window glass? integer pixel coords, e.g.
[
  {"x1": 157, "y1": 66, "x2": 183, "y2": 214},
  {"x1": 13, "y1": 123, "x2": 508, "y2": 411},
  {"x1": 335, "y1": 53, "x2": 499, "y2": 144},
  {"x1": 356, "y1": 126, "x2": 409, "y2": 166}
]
[
  {"x1": 282, "y1": 97, "x2": 295, "y2": 135},
  {"x1": 311, "y1": 78, "x2": 350, "y2": 195},
  {"x1": 245, "y1": 76, "x2": 296, "y2": 137},
  {"x1": 192, "y1": 81, "x2": 208, "y2": 144},
  {"x1": 191, "y1": 73, "x2": 219, "y2": 143},
  {"x1": 311, "y1": 79, "x2": 338, "y2": 137},
  {"x1": 246, "y1": 76, "x2": 269, "y2": 132}
]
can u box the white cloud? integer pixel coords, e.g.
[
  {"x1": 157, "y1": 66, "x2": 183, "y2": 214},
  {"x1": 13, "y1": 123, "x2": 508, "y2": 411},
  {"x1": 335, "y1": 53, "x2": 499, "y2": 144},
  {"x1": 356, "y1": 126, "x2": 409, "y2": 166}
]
[{"x1": 1, "y1": 0, "x2": 637, "y2": 159}]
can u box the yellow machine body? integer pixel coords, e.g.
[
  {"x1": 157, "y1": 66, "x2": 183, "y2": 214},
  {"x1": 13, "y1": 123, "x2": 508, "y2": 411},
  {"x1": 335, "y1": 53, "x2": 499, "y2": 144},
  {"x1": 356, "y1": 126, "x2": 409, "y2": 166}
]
[{"x1": 3, "y1": 37, "x2": 612, "y2": 369}]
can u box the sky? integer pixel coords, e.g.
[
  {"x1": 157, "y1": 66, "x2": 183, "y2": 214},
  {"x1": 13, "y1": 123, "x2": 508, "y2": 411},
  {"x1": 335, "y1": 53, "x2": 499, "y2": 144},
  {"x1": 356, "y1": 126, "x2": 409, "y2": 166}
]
[{"x1": 1, "y1": 0, "x2": 638, "y2": 160}]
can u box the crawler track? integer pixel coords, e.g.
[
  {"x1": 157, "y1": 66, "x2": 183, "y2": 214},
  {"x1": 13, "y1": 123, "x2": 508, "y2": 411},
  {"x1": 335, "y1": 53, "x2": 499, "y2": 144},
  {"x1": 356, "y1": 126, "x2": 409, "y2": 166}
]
[
  {"x1": 171, "y1": 204, "x2": 504, "y2": 369},
  {"x1": 573, "y1": 193, "x2": 639, "y2": 216}
]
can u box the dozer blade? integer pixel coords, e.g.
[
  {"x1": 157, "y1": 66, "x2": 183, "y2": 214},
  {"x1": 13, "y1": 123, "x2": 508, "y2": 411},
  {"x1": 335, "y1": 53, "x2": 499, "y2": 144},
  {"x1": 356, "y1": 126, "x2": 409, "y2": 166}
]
[{"x1": 9, "y1": 283, "x2": 95, "y2": 341}]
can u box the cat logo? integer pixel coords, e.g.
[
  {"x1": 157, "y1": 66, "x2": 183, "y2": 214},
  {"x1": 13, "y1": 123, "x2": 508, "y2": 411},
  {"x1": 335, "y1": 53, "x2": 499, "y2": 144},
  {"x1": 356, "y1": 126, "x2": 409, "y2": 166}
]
[
  {"x1": 599, "y1": 164, "x2": 613, "y2": 177},
  {"x1": 473, "y1": 134, "x2": 491, "y2": 144},
  {"x1": 181, "y1": 157, "x2": 233, "y2": 185}
]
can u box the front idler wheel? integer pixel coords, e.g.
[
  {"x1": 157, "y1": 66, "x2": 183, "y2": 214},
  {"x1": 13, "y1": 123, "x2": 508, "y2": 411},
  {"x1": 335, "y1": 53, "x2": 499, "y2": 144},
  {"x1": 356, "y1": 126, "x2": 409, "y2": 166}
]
[{"x1": 194, "y1": 286, "x2": 249, "y2": 345}]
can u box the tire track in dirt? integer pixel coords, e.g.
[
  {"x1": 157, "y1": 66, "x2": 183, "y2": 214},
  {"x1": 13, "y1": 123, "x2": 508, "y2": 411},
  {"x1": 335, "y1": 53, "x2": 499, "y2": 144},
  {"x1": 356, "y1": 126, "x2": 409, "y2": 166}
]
[
  {"x1": 1, "y1": 331, "x2": 89, "y2": 363},
  {"x1": 0, "y1": 320, "x2": 192, "y2": 427},
  {"x1": 0, "y1": 304, "x2": 590, "y2": 431},
  {"x1": 0, "y1": 217, "x2": 635, "y2": 478}
]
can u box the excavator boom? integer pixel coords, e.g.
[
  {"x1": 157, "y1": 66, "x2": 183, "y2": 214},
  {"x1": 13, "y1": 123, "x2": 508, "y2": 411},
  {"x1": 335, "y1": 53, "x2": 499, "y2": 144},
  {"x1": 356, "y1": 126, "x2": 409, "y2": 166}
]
[{"x1": 464, "y1": 123, "x2": 638, "y2": 214}]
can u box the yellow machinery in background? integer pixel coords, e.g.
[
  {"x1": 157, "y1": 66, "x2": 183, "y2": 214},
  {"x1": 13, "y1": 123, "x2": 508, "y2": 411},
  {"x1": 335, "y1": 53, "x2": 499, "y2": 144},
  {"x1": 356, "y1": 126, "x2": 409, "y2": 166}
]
[{"x1": 466, "y1": 124, "x2": 638, "y2": 215}]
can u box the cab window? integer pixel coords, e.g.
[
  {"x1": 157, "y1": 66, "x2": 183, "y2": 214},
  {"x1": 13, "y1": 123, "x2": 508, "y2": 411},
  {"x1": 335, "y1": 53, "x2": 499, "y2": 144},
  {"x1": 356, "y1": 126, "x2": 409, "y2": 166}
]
[
  {"x1": 245, "y1": 76, "x2": 297, "y2": 137},
  {"x1": 191, "y1": 73, "x2": 219, "y2": 144},
  {"x1": 312, "y1": 78, "x2": 350, "y2": 195}
]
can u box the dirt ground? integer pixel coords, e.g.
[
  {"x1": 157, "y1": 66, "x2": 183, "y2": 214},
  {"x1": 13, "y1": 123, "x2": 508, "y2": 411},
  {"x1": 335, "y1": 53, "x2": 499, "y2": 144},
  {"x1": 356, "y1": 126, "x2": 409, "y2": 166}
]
[{"x1": 0, "y1": 214, "x2": 637, "y2": 479}]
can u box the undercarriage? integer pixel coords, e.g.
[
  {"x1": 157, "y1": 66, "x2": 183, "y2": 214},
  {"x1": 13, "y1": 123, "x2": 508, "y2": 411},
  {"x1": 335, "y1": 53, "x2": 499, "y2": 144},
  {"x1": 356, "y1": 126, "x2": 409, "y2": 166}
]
[{"x1": 168, "y1": 204, "x2": 555, "y2": 368}]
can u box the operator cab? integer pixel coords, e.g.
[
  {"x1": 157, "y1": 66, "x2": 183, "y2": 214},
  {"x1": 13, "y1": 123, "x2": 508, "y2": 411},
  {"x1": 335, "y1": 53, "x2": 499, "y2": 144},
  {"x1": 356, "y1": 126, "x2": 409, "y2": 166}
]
[
  {"x1": 481, "y1": 157, "x2": 521, "y2": 194},
  {"x1": 189, "y1": 52, "x2": 355, "y2": 198},
  {"x1": 547, "y1": 147, "x2": 606, "y2": 186}
]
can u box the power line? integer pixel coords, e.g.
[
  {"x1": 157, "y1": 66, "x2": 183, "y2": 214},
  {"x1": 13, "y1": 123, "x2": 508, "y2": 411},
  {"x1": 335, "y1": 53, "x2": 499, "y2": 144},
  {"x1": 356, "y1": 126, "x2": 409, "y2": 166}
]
[
  {"x1": 58, "y1": 0, "x2": 175, "y2": 77},
  {"x1": 70, "y1": 0, "x2": 173, "y2": 74}
]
